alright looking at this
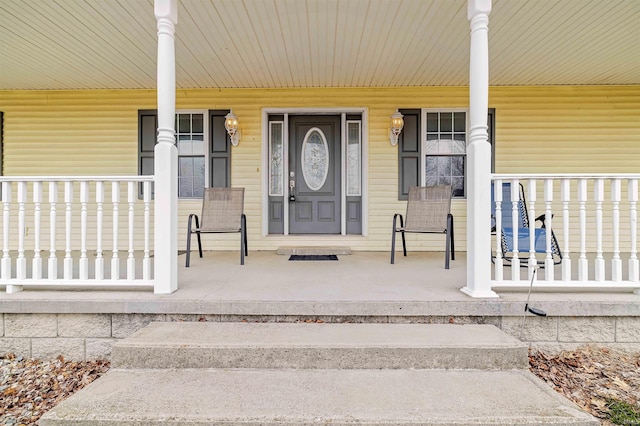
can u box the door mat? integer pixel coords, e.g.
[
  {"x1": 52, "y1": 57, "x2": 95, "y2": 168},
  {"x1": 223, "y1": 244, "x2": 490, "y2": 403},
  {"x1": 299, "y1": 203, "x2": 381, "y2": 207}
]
[{"x1": 289, "y1": 254, "x2": 338, "y2": 261}]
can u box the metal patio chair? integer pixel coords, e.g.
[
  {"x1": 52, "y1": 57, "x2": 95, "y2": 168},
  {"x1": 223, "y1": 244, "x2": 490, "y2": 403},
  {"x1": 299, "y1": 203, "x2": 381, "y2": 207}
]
[
  {"x1": 491, "y1": 182, "x2": 562, "y2": 266},
  {"x1": 186, "y1": 187, "x2": 247, "y2": 266},
  {"x1": 390, "y1": 185, "x2": 455, "y2": 269}
]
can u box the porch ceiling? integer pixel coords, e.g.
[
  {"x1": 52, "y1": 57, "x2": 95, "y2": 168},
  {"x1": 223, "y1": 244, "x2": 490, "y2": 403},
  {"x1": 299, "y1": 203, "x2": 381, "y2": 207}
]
[{"x1": 0, "y1": 0, "x2": 638, "y2": 91}]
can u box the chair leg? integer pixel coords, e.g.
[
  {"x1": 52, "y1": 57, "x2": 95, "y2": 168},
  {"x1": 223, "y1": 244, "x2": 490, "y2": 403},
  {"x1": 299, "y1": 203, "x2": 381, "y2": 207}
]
[
  {"x1": 240, "y1": 215, "x2": 246, "y2": 266},
  {"x1": 552, "y1": 231, "x2": 562, "y2": 264},
  {"x1": 242, "y1": 214, "x2": 248, "y2": 257},
  {"x1": 399, "y1": 216, "x2": 407, "y2": 257},
  {"x1": 192, "y1": 215, "x2": 203, "y2": 258},
  {"x1": 186, "y1": 231, "x2": 191, "y2": 268},
  {"x1": 444, "y1": 229, "x2": 451, "y2": 270},
  {"x1": 400, "y1": 231, "x2": 407, "y2": 258},
  {"x1": 186, "y1": 214, "x2": 196, "y2": 267},
  {"x1": 391, "y1": 214, "x2": 398, "y2": 264},
  {"x1": 445, "y1": 240, "x2": 450, "y2": 269},
  {"x1": 448, "y1": 213, "x2": 455, "y2": 260}
]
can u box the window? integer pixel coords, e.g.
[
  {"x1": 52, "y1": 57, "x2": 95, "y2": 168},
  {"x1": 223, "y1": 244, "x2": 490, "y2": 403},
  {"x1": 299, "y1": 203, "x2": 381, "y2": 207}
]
[
  {"x1": 269, "y1": 121, "x2": 284, "y2": 196},
  {"x1": 346, "y1": 120, "x2": 362, "y2": 196},
  {"x1": 398, "y1": 108, "x2": 494, "y2": 200},
  {"x1": 423, "y1": 110, "x2": 466, "y2": 197},
  {"x1": 176, "y1": 112, "x2": 206, "y2": 198},
  {"x1": 138, "y1": 109, "x2": 231, "y2": 198}
]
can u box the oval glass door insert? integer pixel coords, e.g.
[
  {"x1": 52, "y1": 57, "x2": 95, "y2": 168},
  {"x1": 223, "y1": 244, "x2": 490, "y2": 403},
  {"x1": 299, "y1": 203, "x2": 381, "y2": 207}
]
[{"x1": 301, "y1": 127, "x2": 329, "y2": 191}]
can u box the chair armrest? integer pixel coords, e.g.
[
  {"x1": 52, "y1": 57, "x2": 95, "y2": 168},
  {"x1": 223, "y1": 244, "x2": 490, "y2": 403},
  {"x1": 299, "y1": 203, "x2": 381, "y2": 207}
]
[
  {"x1": 393, "y1": 213, "x2": 404, "y2": 231},
  {"x1": 535, "y1": 213, "x2": 554, "y2": 228},
  {"x1": 187, "y1": 214, "x2": 200, "y2": 232}
]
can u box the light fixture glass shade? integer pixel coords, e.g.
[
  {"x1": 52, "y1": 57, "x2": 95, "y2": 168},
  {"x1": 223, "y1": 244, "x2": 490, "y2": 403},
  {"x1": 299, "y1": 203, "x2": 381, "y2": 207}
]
[
  {"x1": 389, "y1": 109, "x2": 404, "y2": 146},
  {"x1": 224, "y1": 110, "x2": 240, "y2": 146}
]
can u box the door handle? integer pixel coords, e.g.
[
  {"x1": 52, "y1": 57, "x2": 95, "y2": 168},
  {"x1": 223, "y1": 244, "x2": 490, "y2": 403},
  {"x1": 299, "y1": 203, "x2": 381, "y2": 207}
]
[{"x1": 289, "y1": 172, "x2": 296, "y2": 202}]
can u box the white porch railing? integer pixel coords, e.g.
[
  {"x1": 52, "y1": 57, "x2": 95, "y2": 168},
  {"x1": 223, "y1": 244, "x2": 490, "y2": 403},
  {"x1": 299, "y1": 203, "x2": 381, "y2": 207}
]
[
  {"x1": 491, "y1": 174, "x2": 639, "y2": 294},
  {"x1": 0, "y1": 177, "x2": 154, "y2": 293}
]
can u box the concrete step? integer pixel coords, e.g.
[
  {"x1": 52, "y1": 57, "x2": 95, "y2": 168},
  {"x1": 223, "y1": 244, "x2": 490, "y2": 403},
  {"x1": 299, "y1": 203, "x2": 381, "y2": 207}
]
[
  {"x1": 40, "y1": 368, "x2": 598, "y2": 425},
  {"x1": 111, "y1": 322, "x2": 529, "y2": 370}
]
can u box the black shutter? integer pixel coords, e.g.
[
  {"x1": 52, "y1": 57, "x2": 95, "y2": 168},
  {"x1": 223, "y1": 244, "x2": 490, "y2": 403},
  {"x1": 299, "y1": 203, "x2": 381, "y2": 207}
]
[
  {"x1": 397, "y1": 109, "x2": 420, "y2": 200},
  {"x1": 138, "y1": 110, "x2": 157, "y2": 198},
  {"x1": 209, "y1": 110, "x2": 231, "y2": 188},
  {"x1": 138, "y1": 110, "x2": 157, "y2": 177}
]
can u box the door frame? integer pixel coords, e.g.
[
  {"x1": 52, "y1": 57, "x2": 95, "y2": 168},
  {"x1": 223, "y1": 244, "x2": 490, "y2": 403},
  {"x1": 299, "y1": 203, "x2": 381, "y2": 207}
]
[{"x1": 261, "y1": 107, "x2": 369, "y2": 237}]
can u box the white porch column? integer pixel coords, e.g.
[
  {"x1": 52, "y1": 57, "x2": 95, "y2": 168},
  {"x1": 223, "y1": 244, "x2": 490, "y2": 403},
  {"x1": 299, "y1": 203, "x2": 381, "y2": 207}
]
[
  {"x1": 461, "y1": 0, "x2": 497, "y2": 298},
  {"x1": 153, "y1": 0, "x2": 178, "y2": 294}
]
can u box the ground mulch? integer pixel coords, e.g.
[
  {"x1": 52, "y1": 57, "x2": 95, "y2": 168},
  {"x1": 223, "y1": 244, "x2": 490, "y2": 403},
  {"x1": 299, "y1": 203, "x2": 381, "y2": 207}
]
[
  {"x1": 0, "y1": 354, "x2": 109, "y2": 425},
  {"x1": 0, "y1": 347, "x2": 639, "y2": 425},
  {"x1": 529, "y1": 347, "x2": 640, "y2": 425}
]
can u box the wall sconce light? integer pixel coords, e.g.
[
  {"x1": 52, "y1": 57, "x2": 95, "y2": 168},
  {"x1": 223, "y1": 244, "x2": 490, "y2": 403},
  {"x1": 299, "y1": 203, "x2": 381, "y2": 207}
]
[
  {"x1": 225, "y1": 110, "x2": 240, "y2": 146},
  {"x1": 389, "y1": 109, "x2": 404, "y2": 146}
]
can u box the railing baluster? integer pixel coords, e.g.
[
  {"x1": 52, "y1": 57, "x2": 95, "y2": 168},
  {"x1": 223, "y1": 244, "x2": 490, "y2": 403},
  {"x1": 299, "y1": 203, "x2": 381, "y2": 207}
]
[
  {"x1": 2, "y1": 183, "x2": 13, "y2": 291},
  {"x1": 594, "y1": 179, "x2": 605, "y2": 281},
  {"x1": 544, "y1": 179, "x2": 554, "y2": 277},
  {"x1": 111, "y1": 182, "x2": 120, "y2": 280},
  {"x1": 6, "y1": 181, "x2": 25, "y2": 293},
  {"x1": 95, "y1": 182, "x2": 104, "y2": 280},
  {"x1": 143, "y1": 181, "x2": 151, "y2": 280},
  {"x1": 629, "y1": 179, "x2": 639, "y2": 285},
  {"x1": 127, "y1": 182, "x2": 136, "y2": 280},
  {"x1": 611, "y1": 179, "x2": 622, "y2": 281},
  {"x1": 527, "y1": 179, "x2": 537, "y2": 278},
  {"x1": 0, "y1": 177, "x2": 153, "y2": 289},
  {"x1": 489, "y1": 174, "x2": 640, "y2": 291},
  {"x1": 510, "y1": 179, "x2": 520, "y2": 278},
  {"x1": 64, "y1": 182, "x2": 73, "y2": 280},
  {"x1": 32, "y1": 182, "x2": 43, "y2": 280},
  {"x1": 578, "y1": 179, "x2": 588, "y2": 281},
  {"x1": 493, "y1": 180, "x2": 503, "y2": 281},
  {"x1": 48, "y1": 182, "x2": 58, "y2": 279},
  {"x1": 560, "y1": 179, "x2": 571, "y2": 281},
  {"x1": 79, "y1": 181, "x2": 89, "y2": 280},
  {"x1": 16, "y1": 182, "x2": 27, "y2": 281}
]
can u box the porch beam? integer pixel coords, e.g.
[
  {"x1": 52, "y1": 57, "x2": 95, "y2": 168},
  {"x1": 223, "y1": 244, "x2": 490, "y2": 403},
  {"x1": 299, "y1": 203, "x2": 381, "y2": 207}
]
[
  {"x1": 153, "y1": 0, "x2": 178, "y2": 294},
  {"x1": 461, "y1": 0, "x2": 497, "y2": 298}
]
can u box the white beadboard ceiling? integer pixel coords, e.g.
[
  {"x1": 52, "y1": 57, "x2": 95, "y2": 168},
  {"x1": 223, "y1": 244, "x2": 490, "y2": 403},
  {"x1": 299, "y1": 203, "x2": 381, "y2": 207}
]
[{"x1": 0, "y1": 0, "x2": 638, "y2": 90}]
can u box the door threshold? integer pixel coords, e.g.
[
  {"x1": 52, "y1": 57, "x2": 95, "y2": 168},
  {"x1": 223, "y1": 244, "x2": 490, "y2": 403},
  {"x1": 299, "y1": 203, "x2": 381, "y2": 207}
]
[{"x1": 276, "y1": 246, "x2": 352, "y2": 256}]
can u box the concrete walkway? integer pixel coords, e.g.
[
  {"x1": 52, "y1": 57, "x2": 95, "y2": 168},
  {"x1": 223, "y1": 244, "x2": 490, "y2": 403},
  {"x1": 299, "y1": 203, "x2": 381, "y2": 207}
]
[{"x1": 40, "y1": 322, "x2": 598, "y2": 425}]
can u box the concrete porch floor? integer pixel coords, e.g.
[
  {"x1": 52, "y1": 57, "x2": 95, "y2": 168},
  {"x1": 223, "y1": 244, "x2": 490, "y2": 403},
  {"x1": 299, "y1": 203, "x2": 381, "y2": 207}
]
[{"x1": 1, "y1": 251, "x2": 638, "y2": 318}]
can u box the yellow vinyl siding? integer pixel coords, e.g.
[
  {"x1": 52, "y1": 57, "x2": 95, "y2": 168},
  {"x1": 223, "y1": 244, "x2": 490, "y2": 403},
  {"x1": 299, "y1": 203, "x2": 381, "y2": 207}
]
[
  {"x1": 493, "y1": 86, "x2": 640, "y2": 174},
  {"x1": 490, "y1": 86, "x2": 640, "y2": 253},
  {"x1": 1, "y1": 90, "x2": 154, "y2": 176},
  {"x1": 1, "y1": 86, "x2": 638, "y2": 252}
]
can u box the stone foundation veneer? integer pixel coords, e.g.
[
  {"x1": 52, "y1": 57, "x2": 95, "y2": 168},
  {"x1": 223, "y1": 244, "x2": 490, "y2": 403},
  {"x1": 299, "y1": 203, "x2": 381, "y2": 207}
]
[{"x1": 1, "y1": 313, "x2": 639, "y2": 360}]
